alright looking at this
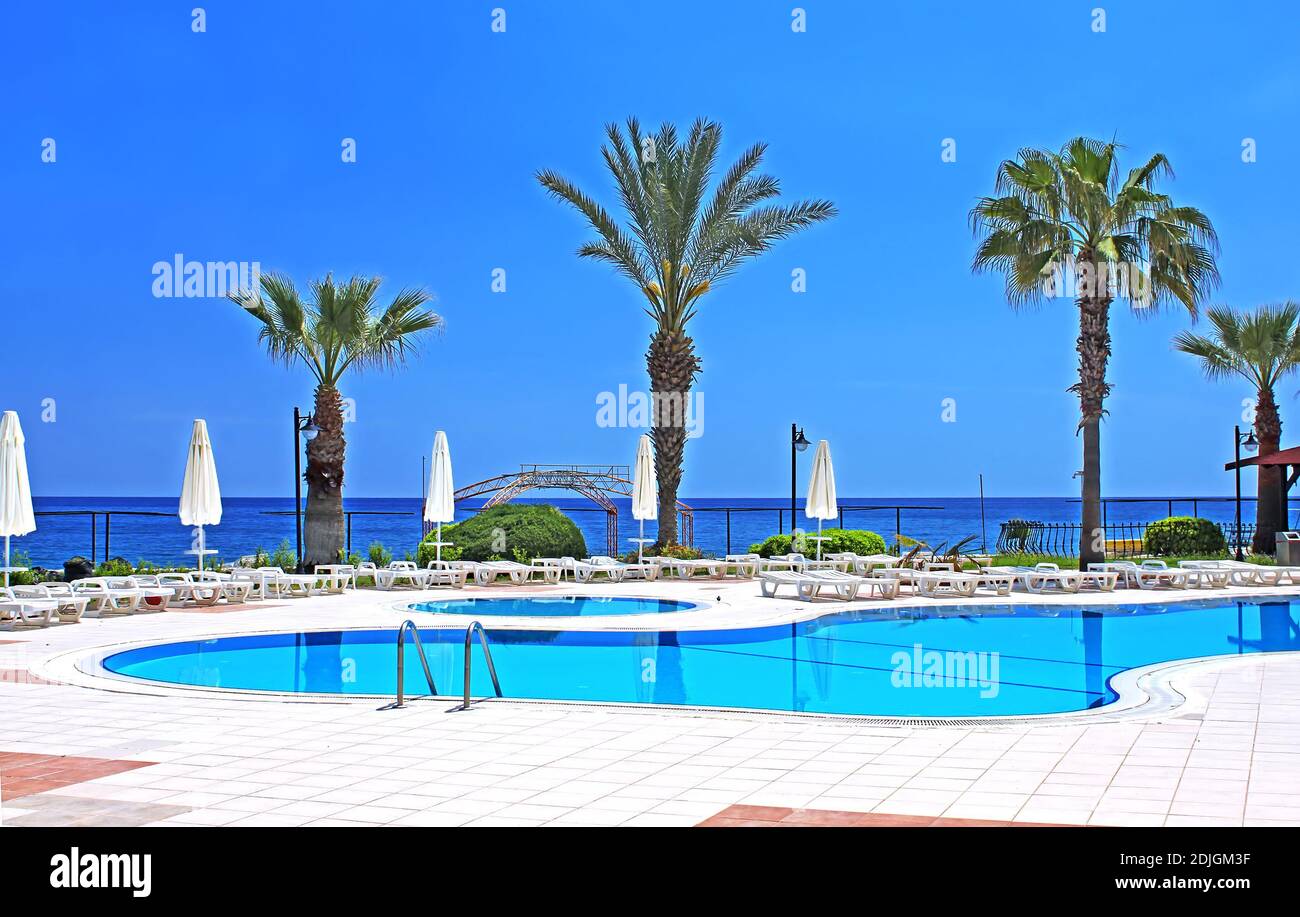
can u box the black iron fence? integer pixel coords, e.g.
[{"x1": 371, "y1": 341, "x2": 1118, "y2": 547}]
[{"x1": 996, "y1": 520, "x2": 1258, "y2": 558}]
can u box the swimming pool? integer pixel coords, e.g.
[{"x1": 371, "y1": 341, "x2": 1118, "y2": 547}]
[
  {"x1": 405, "y1": 596, "x2": 697, "y2": 617},
  {"x1": 100, "y1": 597, "x2": 1300, "y2": 717}
]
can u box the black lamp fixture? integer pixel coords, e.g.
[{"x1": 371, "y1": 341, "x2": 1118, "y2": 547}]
[
  {"x1": 1233, "y1": 425, "x2": 1258, "y2": 561},
  {"x1": 790, "y1": 424, "x2": 810, "y2": 535}
]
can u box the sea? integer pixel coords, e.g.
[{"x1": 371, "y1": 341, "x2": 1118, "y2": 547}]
[{"x1": 15, "y1": 495, "x2": 1283, "y2": 570}]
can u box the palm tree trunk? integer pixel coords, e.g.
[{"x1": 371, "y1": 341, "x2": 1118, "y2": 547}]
[
  {"x1": 1252, "y1": 387, "x2": 1284, "y2": 555},
  {"x1": 646, "y1": 328, "x2": 700, "y2": 548},
  {"x1": 1073, "y1": 261, "x2": 1113, "y2": 569},
  {"x1": 304, "y1": 383, "x2": 346, "y2": 569}
]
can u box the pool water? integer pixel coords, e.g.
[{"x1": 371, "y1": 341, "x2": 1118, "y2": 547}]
[
  {"x1": 406, "y1": 596, "x2": 697, "y2": 617},
  {"x1": 100, "y1": 598, "x2": 1300, "y2": 717}
]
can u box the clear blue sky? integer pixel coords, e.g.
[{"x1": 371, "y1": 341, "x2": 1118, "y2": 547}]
[{"x1": 3, "y1": 1, "x2": 1298, "y2": 500}]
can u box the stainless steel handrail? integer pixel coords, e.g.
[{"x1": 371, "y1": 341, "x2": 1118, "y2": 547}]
[
  {"x1": 392, "y1": 619, "x2": 438, "y2": 708},
  {"x1": 462, "y1": 620, "x2": 502, "y2": 710}
]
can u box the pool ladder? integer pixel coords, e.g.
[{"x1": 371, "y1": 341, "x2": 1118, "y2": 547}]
[{"x1": 389, "y1": 619, "x2": 502, "y2": 711}]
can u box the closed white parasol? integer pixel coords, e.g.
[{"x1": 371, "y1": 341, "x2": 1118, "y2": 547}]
[
  {"x1": 424, "y1": 431, "x2": 455, "y2": 563},
  {"x1": 0, "y1": 411, "x2": 35, "y2": 587},
  {"x1": 805, "y1": 439, "x2": 837, "y2": 560},
  {"x1": 179, "y1": 419, "x2": 222, "y2": 573},
  {"x1": 631, "y1": 434, "x2": 656, "y2": 562}
]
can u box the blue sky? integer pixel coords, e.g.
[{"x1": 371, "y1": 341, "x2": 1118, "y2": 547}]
[{"x1": 3, "y1": 1, "x2": 1299, "y2": 500}]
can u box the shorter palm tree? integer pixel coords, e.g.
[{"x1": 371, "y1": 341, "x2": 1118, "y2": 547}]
[
  {"x1": 230, "y1": 273, "x2": 441, "y2": 567},
  {"x1": 1174, "y1": 303, "x2": 1300, "y2": 553}
]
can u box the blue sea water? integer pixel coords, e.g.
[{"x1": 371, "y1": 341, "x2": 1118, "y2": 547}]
[
  {"x1": 18, "y1": 494, "x2": 1281, "y2": 569},
  {"x1": 101, "y1": 597, "x2": 1300, "y2": 717}
]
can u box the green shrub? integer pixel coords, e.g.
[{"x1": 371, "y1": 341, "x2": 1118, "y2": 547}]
[
  {"x1": 621, "y1": 543, "x2": 702, "y2": 562},
  {"x1": 1143, "y1": 516, "x2": 1227, "y2": 557},
  {"x1": 748, "y1": 528, "x2": 886, "y2": 558},
  {"x1": 95, "y1": 556, "x2": 133, "y2": 577},
  {"x1": 5, "y1": 550, "x2": 35, "y2": 585},
  {"x1": 269, "y1": 539, "x2": 298, "y2": 571},
  {"x1": 417, "y1": 504, "x2": 586, "y2": 565},
  {"x1": 367, "y1": 541, "x2": 393, "y2": 567}
]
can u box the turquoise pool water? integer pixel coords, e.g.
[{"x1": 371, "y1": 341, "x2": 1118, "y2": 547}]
[
  {"x1": 406, "y1": 596, "x2": 696, "y2": 617},
  {"x1": 100, "y1": 598, "x2": 1300, "y2": 717}
]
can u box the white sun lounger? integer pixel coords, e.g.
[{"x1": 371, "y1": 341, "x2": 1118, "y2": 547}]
[
  {"x1": 826, "y1": 552, "x2": 902, "y2": 575},
  {"x1": 1088, "y1": 561, "x2": 1188, "y2": 590},
  {"x1": 913, "y1": 570, "x2": 980, "y2": 597},
  {"x1": 357, "y1": 561, "x2": 431, "y2": 590},
  {"x1": 760, "y1": 570, "x2": 896, "y2": 601},
  {"x1": 767, "y1": 553, "x2": 851, "y2": 573},
  {"x1": 420, "y1": 563, "x2": 472, "y2": 587},
  {"x1": 657, "y1": 558, "x2": 730, "y2": 580},
  {"x1": 456, "y1": 561, "x2": 560, "y2": 586},
  {"x1": 1138, "y1": 560, "x2": 1227, "y2": 588},
  {"x1": 722, "y1": 554, "x2": 764, "y2": 578},
  {"x1": 586, "y1": 556, "x2": 661, "y2": 581},
  {"x1": 72, "y1": 578, "x2": 151, "y2": 615},
  {"x1": 0, "y1": 587, "x2": 58, "y2": 627},
  {"x1": 251, "y1": 566, "x2": 324, "y2": 597},
  {"x1": 12, "y1": 583, "x2": 89, "y2": 622},
  {"x1": 986, "y1": 563, "x2": 1117, "y2": 594},
  {"x1": 1178, "y1": 559, "x2": 1289, "y2": 587}
]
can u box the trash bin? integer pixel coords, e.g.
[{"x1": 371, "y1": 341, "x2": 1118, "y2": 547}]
[{"x1": 1276, "y1": 531, "x2": 1300, "y2": 565}]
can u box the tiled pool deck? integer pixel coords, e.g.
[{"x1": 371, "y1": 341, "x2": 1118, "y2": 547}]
[{"x1": 2, "y1": 578, "x2": 1298, "y2": 827}]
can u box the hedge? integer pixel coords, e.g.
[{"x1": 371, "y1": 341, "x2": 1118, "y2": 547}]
[
  {"x1": 1143, "y1": 516, "x2": 1227, "y2": 556},
  {"x1": 416, "y1": 503, "x2": 586, "y2": 565},
  {"x1": 748, "y1": 528, "x2": 887, "y2": 558}
]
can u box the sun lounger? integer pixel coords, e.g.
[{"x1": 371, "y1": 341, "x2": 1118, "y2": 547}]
[
  {"x1": 312, "y1": 564, "x2": 356, "y2": 593},
  {"x1": 586, "y1": 556, "x2": 661, "y2": 581},
  {"x1": 357, "y1": 561, "x2": 431, "y2": 590},
  {"x1": 101, "y1": 575, "x2": 176, "y2": 610},
  {"x1": 12, "y1": 583, "x2": 88, "y2": 622},
  {"x1": 760, "y1": 570, "x2": 895, "y2": 601},
  {"x1": 656, "y1": 557, "x2": 729, "y2": 580},
  {"x1": 420, "y1": 563, "x2": 471, "y2": 587},
  {"x1": 71, "y1": 578, "x2": 150, "y2": 615},
  {"x1": 457, "y1": 560, "x2": 560, "y2": 586},
  {"x1": 1135, "y1": 559, "x2": 1225, "y2": 588},
  {"x1": 1087, "y1": 561, "x2": 1188, "y2": 590},
  {"x1": 914, "y1": 570, "x2": 981, "y2": 597},
  {"x1": 755, "y1": 555, "x2": 802, "y2": 573},
  {"x1": 0, "y1": 587, "x2": 58, "y2": 627},
  {"x1": 1177, "y1": 559, "x2": 1288, "y2": 586},
  {"x1": 719, "y1": 554, "x2": 762, "y2": 578},
  {"x1": 252, "y1": 566, "x2": 323, "y2": 597},
  {"x1": 560, "y1": 556, "x2": 625, "y2": 583},
  {"x1": 768, "y1": 553, "x2": 851, "y2": 573},
  {"x1": 826, "y1": 552, "x2": 902, "y2": 575}
]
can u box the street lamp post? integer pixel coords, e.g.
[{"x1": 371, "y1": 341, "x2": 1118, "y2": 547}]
[
  {"x1": 1234, "y1": 425, "x2": 1258, "y2": 561},
  {"x1": 790, "y1": 423, "x2": 810, "y2": 538},
  {"x1": 293, "y1": 407, "x2": 320, "y2": 572}
]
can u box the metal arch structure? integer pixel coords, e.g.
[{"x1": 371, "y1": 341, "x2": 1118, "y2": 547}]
[{"x1": 448, "y1": 464, "x2": 694, "y2": 555}]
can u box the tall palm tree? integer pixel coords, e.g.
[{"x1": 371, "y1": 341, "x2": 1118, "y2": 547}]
[
  {"x1": 1175, "y1": 304, "x2": 1300, "y2": 554},
  {"x1": 971, "y1": 137, "x2": 1219, "y2": 568},
  {"x1": 230, "y1": 273, "x2": 441, "y2": 567},
  {"x1": 538, "y1": 118, "x2": 836, "y2": 545}
]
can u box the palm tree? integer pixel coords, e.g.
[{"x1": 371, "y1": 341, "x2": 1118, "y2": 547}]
[
  {"x1": 1175, "y1": 304, "x2": 1300, "y2": 554},
  {"x1": 538, "y1": 118, "x2": 836, "y2": 545},
  {"x1": 971, "y1": 137, "x2": 1219, "y2": 568},
  {"x1": 230, "y1": 273, "x2": 441, "y2": 567}
]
